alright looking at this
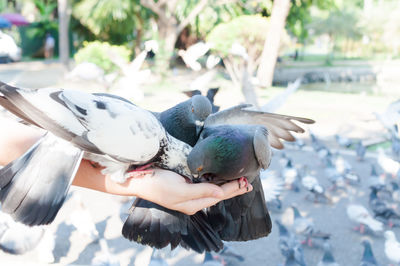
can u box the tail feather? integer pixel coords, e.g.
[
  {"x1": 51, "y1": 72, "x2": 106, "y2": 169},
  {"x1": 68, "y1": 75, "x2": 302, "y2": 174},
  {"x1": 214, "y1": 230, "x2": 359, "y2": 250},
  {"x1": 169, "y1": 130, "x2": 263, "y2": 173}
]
[
  {"x1": 122, "y1": 198, "x2": 223, "y2": 253},
  {"x1": 0, "y1": 133, "x2": 83, "y2": 226},
  {"x1": 207, "y1": 176, "x2": 272, "y2": 241}
]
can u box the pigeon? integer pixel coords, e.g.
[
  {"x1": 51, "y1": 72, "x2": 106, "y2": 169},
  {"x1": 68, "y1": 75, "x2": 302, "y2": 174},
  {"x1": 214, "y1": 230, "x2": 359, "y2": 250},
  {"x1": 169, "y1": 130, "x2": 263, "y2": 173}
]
[
  {"x1": 155, "y1": 94, "x2": 212, "y2": 147},
  {"x1": 391, "y1": 132, "x2": 400, "y2": 160},
  {"x1": 183, "y1": 87, "x2": 220, "y2": 113},
  {"x1": 124, "y1": 104, "x2": 313, "y2": 250},
  {"x1": 346, "y1": 204, "x2": 383, "y2": 234},
  {"x1": 276, "y1": 220, "x2": 306, "y2": 266},
  {"x1": 218, "y1": 243, "x2": 245, "y2": 264},
  {"x1": 377, "y1": 148, "x2": 399, "y2": 177},
  {"x1": 369, "y1": 186, "x2": 400, "y2": 227},
  {"x1": 291, "y1": 206, "x2": 330, "y2": 247},
  {"x1": 282, "y1": 159, "x2": 301, "y2": 192},
  {"x1": 335, "y1": 134, "x2": 352, "y2": 148},
  {"x1": 360, "y1": 240, "x2": 379, "y2": 266},
  {"x1": 178, "y1": 41, "x2": 211, "y2": 71},
  {"x1": 384, "y1": 230, "x2": 400, "y2": 264},
  {"x1": 317, "y1": 241, "x2": 339, "y2": 266},
  {"x1": 300, "y1": 166, "x2": 329, "y2": 203},
  {"x1": 0, "y1": 82, "x2": 198, "y2": 224},
  {"x1": 356, "y1": 141, "x2": 367, "y2": 161},
  {"x1": 368, "y1": 164, "x2": 384, "y2": 188}
]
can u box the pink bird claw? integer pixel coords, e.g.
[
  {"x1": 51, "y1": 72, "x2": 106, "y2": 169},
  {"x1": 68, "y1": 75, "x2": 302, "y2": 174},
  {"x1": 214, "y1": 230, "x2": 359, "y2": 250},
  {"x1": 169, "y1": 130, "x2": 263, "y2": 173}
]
[{"x1": 126, "y1": 169, "x2": 154, "y2": 178}]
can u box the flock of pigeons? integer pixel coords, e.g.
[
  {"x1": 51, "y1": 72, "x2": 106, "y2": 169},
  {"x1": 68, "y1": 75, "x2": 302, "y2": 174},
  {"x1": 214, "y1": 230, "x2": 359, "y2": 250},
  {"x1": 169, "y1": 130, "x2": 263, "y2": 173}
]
[
  {"x1": 254, "y1": 120, "x2": 400, "y2": 265},
  {"x1": 0, "y1": 79, "x2": 399, "y2": 266}
]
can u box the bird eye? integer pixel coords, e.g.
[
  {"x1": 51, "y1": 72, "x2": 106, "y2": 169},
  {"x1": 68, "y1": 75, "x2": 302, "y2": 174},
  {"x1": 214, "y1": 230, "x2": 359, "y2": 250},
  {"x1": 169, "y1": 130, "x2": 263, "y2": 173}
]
[{"x1": 191, "y1": 107, "x2": 194, "y2": 112}]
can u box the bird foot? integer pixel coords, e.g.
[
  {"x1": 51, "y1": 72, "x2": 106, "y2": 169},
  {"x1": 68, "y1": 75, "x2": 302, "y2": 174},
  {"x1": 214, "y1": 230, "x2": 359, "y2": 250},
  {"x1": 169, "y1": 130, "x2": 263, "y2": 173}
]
[{"x1": 238, "y1": 177, "x2": 249, "y2": 190}]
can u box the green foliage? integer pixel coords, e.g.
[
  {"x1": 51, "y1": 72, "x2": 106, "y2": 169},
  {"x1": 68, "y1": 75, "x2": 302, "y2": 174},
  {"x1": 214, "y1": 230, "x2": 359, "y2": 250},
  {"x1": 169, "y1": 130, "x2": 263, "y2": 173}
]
[
  {"x1": 72, "y1": 0, "x2": 151, "y2": 45},
  {"x1": 74, "y1": 41, "x2": 131, "y2": 73},
  {"x1": 207, "y1": 15, "x2": 269, "y2": 57},
  {"x1": 286, "y1": 0, "x2": 336, "y2": 44}
]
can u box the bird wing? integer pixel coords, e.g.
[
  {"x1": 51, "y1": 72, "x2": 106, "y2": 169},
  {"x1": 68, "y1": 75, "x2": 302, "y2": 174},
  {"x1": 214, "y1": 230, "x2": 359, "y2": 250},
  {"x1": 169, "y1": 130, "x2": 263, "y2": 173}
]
[
  {"x1": 0, "y1": 81, "x2": 164, "y2": 163},
  {"x1": 260, "y1": 170, "x2": 284, "y2": 202},
  {"x1": 204, "y1": 104, "x2": 314, "y2": 149}
]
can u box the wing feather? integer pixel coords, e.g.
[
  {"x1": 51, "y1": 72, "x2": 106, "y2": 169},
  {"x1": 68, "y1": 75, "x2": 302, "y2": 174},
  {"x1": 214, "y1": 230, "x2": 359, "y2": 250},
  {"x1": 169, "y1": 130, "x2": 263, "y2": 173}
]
[{"x1": 204, "y1": 104, "x2": 314, "y2": 149}]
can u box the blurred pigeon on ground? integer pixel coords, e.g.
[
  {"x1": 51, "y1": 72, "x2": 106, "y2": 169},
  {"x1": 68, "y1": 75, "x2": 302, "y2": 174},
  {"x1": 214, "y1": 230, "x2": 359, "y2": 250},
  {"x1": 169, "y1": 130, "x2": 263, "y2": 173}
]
[
  {"x1": 368, "y1": 164, "x2": 384, "y2": 188},
  {"x1": 360, "y1": 240, "x2": 379, "y2": 266},
  {"x1": 356, "y1": 141, "x2": 367, "y2": 161},
  {"x1": 369, "y1": 186, "x2": 400, "y2": 227},
  {"x1": 300, "y1": 166, "x2": 329, "y2": 203},
  {"x1": 276, "y1": 220, "x2": 306, "y2": 266},
  {"x1": 317, "y1": 241, "x2": 339, "y2": 266},
  {"x1": 291, "y1": 206, "x2": 330, "y2": 247},
  {"x1": 346, "y1": 204, "x2": 383, "y2": 234},
  {"x1": 391, "y1": 132, "x2": 400, "y2": 160},
  {"x1": 282, "y1": 159, "x2": 301, "y2": 192},
  {"x1": 218, "y1": 243, "x2": 245, "y2": 264},
  {"x1": 335, "y1": 134, "x2": 352, "y2": 148},
  {"x1": 377, "y1": 148, "x2": 399, "y2": 177},
  {"x1": 384, "y1": 230, "x2": 400, "y2": 265},
  {"x1": 183, "y1": 88, "x2": 220, "y2": 113}
]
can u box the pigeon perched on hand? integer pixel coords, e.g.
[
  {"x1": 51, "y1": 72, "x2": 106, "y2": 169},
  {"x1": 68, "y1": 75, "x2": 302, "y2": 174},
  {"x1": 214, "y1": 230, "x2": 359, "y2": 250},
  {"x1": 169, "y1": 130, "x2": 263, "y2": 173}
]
[
  {"x1": 183, "y1": 87, "x2": 220, "y2": 113},
  {"x1": 0, "y1": 82, "x2": 193, "y2": 225},
  {"x1": 125, "y1": 103, "x2": 313, "y2": 250}
]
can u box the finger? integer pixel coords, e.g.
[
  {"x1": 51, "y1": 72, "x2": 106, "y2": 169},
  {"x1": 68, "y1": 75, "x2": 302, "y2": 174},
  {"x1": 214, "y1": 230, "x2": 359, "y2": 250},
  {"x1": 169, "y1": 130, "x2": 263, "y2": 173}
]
[
  {"x1": 182, "y1": 182, "x2": 225, "y2": 199},
  {"x1": 176, "y1": 185, "x2": 253, "y2": 215},
  {"x1": 219, "y1": 180, "x2": 253, "y2": 197}
]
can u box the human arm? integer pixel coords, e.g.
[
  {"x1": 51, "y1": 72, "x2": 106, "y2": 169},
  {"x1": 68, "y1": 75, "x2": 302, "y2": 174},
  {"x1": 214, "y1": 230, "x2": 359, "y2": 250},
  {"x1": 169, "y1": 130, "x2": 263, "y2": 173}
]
[{"x1": 0, "y1": 116, "x2": 252, "y2": 215}]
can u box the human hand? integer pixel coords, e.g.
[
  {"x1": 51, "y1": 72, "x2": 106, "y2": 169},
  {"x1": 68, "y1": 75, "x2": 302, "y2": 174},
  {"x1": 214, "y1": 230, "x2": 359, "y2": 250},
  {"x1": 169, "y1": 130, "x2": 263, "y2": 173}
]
[{"x1": 128, "y1": 168, "x2": 253, "y2": 215}]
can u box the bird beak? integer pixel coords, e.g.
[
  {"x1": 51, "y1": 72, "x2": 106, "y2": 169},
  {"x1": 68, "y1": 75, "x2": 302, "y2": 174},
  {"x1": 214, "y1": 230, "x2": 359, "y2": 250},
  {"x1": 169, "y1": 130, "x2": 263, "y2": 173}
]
[{"x1": 195, "y1": 120, "x2": 204, "y2": 136}]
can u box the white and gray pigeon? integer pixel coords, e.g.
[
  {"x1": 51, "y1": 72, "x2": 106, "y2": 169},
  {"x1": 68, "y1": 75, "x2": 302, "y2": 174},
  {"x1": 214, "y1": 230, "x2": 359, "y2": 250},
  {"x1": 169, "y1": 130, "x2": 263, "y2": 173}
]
[
  {"x1": 0, "y1": 81, "x2": 195, "y2": 227},
  {"x1": 384, "y1": 230, "x2": 400, "y2": 264},
  {"x1": 377, "y1": 148, "x2": 399, "y2": 177},
  {"x1": 300, "y1": 166, "x2": 329, "y2": 203},
  {"x1": 360, "y1": 240, "x2": 379, "y2": 266},
  {"x1": 346, "y1": 204, "x2": 383, "y2": 234}
]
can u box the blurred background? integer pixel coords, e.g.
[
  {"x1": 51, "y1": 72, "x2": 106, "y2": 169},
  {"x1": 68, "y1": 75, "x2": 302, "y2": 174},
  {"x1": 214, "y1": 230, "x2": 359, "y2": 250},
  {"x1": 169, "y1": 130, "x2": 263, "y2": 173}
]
[{"x1": 0, "y1": 0, "x2": 399, "y2": 265}]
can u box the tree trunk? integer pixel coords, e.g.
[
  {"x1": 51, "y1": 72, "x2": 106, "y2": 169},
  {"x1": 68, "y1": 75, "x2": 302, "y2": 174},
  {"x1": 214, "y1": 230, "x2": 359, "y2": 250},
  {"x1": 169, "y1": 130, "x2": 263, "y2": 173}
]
[
  {"x1": 58, "y1": 0, "x2": 70, "y2": 69},
  {"x1": 256, "y1": 0, "x2": 290, "y2": 88}
]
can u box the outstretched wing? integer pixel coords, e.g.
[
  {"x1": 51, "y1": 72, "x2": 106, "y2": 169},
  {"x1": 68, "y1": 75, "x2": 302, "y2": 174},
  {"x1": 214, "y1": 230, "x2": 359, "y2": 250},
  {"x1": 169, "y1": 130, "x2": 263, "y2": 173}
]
[{"x1": 204, "y1": 104, "x2": 314, "y2": 149}]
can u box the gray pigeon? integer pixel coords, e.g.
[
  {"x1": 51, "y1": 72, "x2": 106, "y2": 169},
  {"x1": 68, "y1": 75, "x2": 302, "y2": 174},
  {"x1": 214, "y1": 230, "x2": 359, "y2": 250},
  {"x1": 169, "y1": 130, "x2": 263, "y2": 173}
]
[
  {"x1": 317, "y1": 242, "x2": 339, "y2": 266},
  {"x1": 276, "y1": 220, "x2": 306, "y2": 266},
  {"x1": 360, "y1": 240, "x2": 379, "y2": 266},
  {"x1": 156, "y1": 94, "x2": 212, "y2": 146},
  {"x1": 124, "y1": 103, "x2": 313, "y2": 249},
  {"x1": 183, "y1": 87, "x2": 220, "y2": 113}
]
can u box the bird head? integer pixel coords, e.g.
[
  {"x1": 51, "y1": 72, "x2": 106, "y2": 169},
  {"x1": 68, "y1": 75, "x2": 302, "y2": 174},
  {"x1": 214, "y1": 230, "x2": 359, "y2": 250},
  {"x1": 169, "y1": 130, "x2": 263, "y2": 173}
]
[{"x1": 190, "y1": 95, "x2": 212, "y2": 135}]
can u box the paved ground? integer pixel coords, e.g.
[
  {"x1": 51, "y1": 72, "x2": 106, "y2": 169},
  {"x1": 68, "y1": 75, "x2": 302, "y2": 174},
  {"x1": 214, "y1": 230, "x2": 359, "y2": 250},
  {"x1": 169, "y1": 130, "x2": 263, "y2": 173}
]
[{"x1": 0, "y1": 61, "x2": 398, "y2": 265}]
